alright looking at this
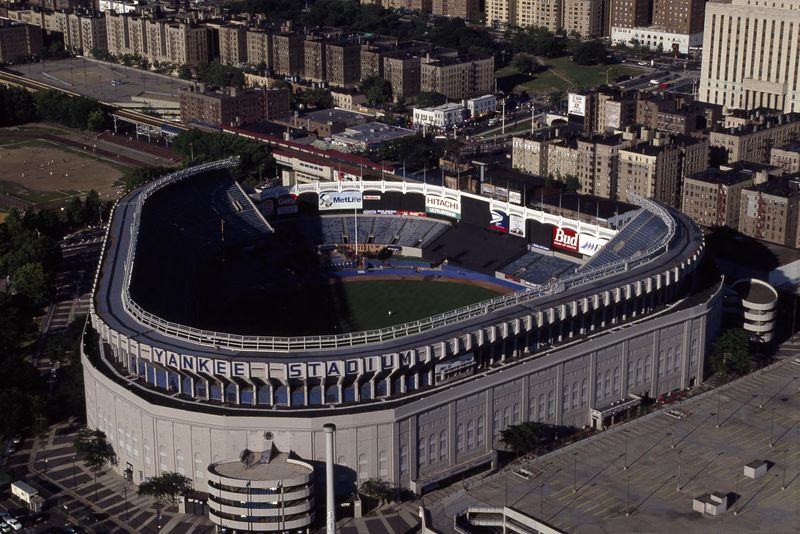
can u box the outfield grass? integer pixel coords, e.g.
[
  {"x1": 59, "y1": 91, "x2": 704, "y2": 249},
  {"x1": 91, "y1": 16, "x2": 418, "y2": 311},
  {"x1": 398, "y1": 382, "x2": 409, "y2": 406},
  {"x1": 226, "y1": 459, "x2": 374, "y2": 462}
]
[
  {"x1": 219, "y1": 277, "x2": 504, "y2": 336},
  {"x1": 343, "y1": 279, "x2": 502, "y2": 331},
  {"x1": 497, "y1": 58, "x2": 642, "y2": 95}
]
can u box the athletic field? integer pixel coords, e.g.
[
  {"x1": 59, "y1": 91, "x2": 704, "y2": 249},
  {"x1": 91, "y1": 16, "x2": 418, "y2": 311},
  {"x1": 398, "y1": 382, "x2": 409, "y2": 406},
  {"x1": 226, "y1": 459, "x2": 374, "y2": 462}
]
[{"x1": 206, "y1": 277, "x2": 506, "y2": 336}]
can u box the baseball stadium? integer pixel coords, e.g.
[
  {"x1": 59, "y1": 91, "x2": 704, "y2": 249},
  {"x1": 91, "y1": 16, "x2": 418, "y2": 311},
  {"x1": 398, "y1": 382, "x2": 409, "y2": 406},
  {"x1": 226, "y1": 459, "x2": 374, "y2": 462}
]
[{"x1": 82, "y1": 158, "x2": 723, "y2": 531}]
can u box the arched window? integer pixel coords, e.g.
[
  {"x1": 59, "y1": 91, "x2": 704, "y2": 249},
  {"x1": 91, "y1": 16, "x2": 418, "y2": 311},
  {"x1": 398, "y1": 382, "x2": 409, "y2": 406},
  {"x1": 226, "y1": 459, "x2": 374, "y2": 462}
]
[
  {"x1": 309, "y1": 384, "x2": 322, "y2": 405},
  {"x1": 291, "y1": 386, "x2": 305, "y2": 406},
  {"x1": 674, "y1": 348, "x2": 681, "y2": 371},
  {"x1": 613, "y1": 367, "x2": 620, "y2": 395},
  {"x1": 257, "y1": 384, "x2": 271, "y2": 405},
  {"x1": 645, "y1": 356, "x2": 651, "y2": 379},
  {"x1": 467, "y1": 420, "x2": 475, "y2": 449},
  {"x1": 658, "y1": 352, "x2": 665, "y2": 377},
  {"x1": 627, "y1": 362, "x2": 634, "y2": 389},
  {"x1": 132, "y1": 432, "x2": 139, "y2": 459},
  {"x1": 604, "y1": 371, "x2": 611, "y2": 397},
  {"x1": 360, "y1": 381, "x2": 372, "y2": 401},
  {"x1": 503, "y1": 407, "x2": 511, "y2": 428},
  {"x1": 418, "y1": 438, "x2": 426, "y2": 466},
  {"x1": 275, "y1": 385, "x2": 288, "y2": 405},
  {"x1": 513, "y1": 403, "x2": 520, "y2": 423},
  {"x1": 400, "y1": 445, "x2": 408, "y2": 475},
  {"x1": 144, "y1": 440, "x2": 152, "y2": 467},
  {"x1": 636, "y1": 359, "x2": 643, "y2": 384},
  {"x1": 175, "y1": 449, "x2": 185, "y2": 475},
  {"x1": 428, "y1": 435, "x2": 437, "y2": 463},
  {"x1": 547, "y1": 391, "x2": 554, "y2": 417},
  {"x1": 224, "y1": 382, "x2": 236, "y2": 403},
  {"x1": 194, "y1": 453, "x2": 204, "y2": 480},
  {"x1": 343, "y1": 383, "x2": 356, "y2": 402},
  {"x1": 596, "y1": 374, "x2": 603, "y2": 400},
  {"x1": 325, "y1": 385, "x2": 340, "y2": 404},
  {"x1": 494, "y1": 410, "x2": 501, "y2": 439},
  {"x1": 158, "y1": 445, "x2": 167, "y2": 472},
  {"x1": 580, "y1": 379, "x2": 588, "y2": 406},
  {"x1": 529, "y1": 397, "x2": 537, "y2": 420},
  {"x1": 538, "y1": 394, "x2": 546, "y2": 420},
  {"x1": 439, "y1": 431, "x2": 447, "y2": 461},
  {"x1": 572, "y1": 382, "x2": 579, "y2": 409},
  {"x1": 375, "y1": 379, "x2": 388, "y2": 398},
  {"x1": 563, "y1": 385, "x2": 570, "y2": 412},
  {"x1": 477, "y1": 416, "x2": 485, "y2": 446},
  {"x1": 456, "y1": 423, "x2": 465, "y2": 453},
  {"x1": 358, "y1": 453, "x2": 368, "y2": 480},
  {"x1": 378, "y1": 450, "x2": 388, "y2": 479},
  {"x1": 337, "y1": 455, "x2": 348, "y2": 482},
  {"x1": 690, "y1": 339, "x2": 698, "y2": 367}
]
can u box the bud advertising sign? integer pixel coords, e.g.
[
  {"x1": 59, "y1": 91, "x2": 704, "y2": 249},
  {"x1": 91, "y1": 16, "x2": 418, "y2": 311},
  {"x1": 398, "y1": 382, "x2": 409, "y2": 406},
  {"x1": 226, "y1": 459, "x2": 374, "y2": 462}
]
[
  {"x1": 552, "y1": 226, "x2": 579, "y2": 252},
  {"x1": 425, "y1": 195, "x2": 461, "y2": 220}
]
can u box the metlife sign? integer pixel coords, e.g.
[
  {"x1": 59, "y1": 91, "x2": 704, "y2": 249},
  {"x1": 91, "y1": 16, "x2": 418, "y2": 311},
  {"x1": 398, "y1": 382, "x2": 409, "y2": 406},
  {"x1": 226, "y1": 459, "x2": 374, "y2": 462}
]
[
  {"x1": 425, "y1": 195, "x2": 461, "y2": 220},
  {"x1": 318, "y1": 190, "x2": 363, "y2": 211}
]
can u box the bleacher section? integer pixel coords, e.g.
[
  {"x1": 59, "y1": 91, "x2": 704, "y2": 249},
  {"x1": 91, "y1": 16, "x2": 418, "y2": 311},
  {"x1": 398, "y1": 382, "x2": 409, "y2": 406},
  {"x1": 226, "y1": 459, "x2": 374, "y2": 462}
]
[
  {"x1": 273, "y1": 215, "x2": 450, "y2": 248},
  {"x1": 500, "y1": 252, "x2": 577, "y2": 285},
  {"x1": 423, "y1": 224, "x2": 528, "y2": 275},
  {"x1": 580, "y1": 210, "x2": 668, "y2": 272},
  {"x1": 214, "y1": 181, "x2": 273, "y2": 243}
]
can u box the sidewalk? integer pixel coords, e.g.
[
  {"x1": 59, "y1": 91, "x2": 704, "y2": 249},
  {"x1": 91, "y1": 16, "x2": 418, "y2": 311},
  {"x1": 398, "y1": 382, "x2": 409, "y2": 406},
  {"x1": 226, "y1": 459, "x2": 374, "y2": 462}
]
[{"x1": 28, "y1": 421, "x2": 214, "y2": 533}]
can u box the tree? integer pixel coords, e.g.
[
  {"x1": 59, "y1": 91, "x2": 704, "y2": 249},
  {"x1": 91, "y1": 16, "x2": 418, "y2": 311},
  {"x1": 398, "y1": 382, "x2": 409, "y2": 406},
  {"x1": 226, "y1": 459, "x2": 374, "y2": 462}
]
[
  {"x1": 137, "y1": 472, "x2": 193, "y2": 505},
  {"x1": 177, "y1": 64, "x2": 193, "y2": 80},
  {"x1": 548, "y1": 89, "x2": 564, "y2": 108},
  {"x1": 299, "y1": 87, "x2": 333, "y2": 109},
  {"x1": 361, "y1": 76, "x2": 392, "y2": 105},
  {"x1": 74, "y1": 428, "x2": 116, "y2": 501},
  {"x1": 358, "y1": 478, "x2": 395, "y2": 505},
  {"x1": 511, "y1": 53, "x2": 537, "y2": 75},
  {"x1": 87, "y1": 109, "x2": 106, "y2": 132},
  {"x1": 572, "y1": 40, "x2": 608, "y2": 66},
  {"x1": 415, "y1": 91, "x2": 447, "y2": 108},
  {"x1": 709, "y1": 328, "x2": 751, "y2": 378},
  {"x1": 500, "y1": 422, "x2": 545, "y2": 456},
  {"x1": 563, "y1": 175, "x2": 581, "y2": 192},
  {"x1": 11, "y1": 262, "x2": 49, "y2": 306}
]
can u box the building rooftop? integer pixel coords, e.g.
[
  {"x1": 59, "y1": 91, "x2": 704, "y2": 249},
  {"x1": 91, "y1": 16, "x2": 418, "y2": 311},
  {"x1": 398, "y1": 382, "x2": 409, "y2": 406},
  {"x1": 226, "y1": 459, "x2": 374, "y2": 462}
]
[
  {"x1": 689, "y1": 162, "x2": 779, "y2": 186},
  {"x1": 332, "y1": 122, "x2": 415, "y2": 145},
  {"x1": 733, "y1": 281, "x2": 777, "y2": 305},
  {"x1": 211, "y1": 451, "x2": 312, "y2": 481},
  {"x1": 415, "y1": 102, "x2": 465, "y2": 113},
  {"x1": 713, "y1": 113, "x2": 800, "y2": 136},
  {"x1": 299, "y1": 107, "x2": 370, "y2": 124},
  {"x1": 745, "y1": 173, "x2": 800, "y2": 197}
]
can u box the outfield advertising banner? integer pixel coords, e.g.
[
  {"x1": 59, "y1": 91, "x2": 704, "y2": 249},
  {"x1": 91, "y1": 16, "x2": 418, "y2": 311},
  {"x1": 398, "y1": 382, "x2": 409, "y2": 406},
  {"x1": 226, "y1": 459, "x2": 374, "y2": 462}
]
[
  {"x1": 552, "y1": 226, "x2": 579, "y2": 252},
  {"x1": 318, "y1": 190, "x2": 363, "y2": 211},
  {"x1": 425, "y1": 195, "x2": 461, "y2": 220},
  {"x1": 509, "y1": 214, "x2": 525, "y2": 238},
  {"x1": 568, "y1": 93, "x2": 586, "y2": 117},
  {"x1": 578, "y1": 234, "x2": 608, "y2": 257},
  {"x1": 276, "y1": 194, "x2": 298, "y2": 215},
  {"x1": 489, "y1": 208, "x2": 509, "y2": 233}
]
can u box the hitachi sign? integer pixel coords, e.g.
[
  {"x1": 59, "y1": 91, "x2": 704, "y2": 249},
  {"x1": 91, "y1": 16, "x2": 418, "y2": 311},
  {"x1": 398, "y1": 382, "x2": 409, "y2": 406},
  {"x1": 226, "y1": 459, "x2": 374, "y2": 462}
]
[
  {"x1": 552, "y1": 226, "x2": 579, "y2": 252},
  {"x1": 425, "y1": 195, "x2": 461, "y2": 219}
]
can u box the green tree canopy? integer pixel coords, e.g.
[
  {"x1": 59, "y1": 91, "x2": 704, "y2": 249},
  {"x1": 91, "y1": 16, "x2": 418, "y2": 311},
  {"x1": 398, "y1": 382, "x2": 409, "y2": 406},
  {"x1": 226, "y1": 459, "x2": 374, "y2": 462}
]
[
  {"x1": 11, "y1": 262, "x2": 49, "y2": 307},
  {"x1": 572, "y1": 40, "x2": 609, "y2": 66},
  {"x1": 137, "y1": 471, "x2": 193, "y2": 505},
  {"x1": 358, "y1": 478, "x2": 395, "y2": 504},
  {"x1": 196, "y1": 62, "x2": 245, "y2": 88},
  {"x1": 415, "y1": 91, "x2": 447, "y2": 108},
  {"x1": 299, "y1": 87, "x2": 334, "y2": 110},
  {"x1": 500, "y1": 422, "x2": 546, "y2": 456},
  {"x1": 709, "y1": 328, "x2": 751, "y2": 378},
  {"x1": 74, "y1": 428, "x2": 116, "y2": 472},
  {"x1": 361, "y1": 76, "x2": 392, "y2": 105},
  {"x1": 511, "y1": 53, "x2": 537, "y2": 75}
]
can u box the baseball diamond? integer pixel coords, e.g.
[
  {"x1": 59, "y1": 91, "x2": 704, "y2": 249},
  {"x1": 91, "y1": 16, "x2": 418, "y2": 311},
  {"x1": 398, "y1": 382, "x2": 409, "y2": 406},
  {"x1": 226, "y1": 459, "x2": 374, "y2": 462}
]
[{"x1": 82, "y1": 159, "x2": 721, "y2": 530}]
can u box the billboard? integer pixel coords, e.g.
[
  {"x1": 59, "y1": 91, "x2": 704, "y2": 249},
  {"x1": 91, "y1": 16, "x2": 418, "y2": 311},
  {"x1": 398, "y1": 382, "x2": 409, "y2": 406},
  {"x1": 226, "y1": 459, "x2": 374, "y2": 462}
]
[
  {"x1": 489, "y1": 208, "x2": 509, "y2": 233},
  {"x1": 509, "y1": 214, "x2": 525, "y2": 238},
  {"x1": 578, "y1": 234, "x2": 608, "y2": 257},
  {"x1": 567, "y1": 93, "x2": 586, "y2": 117},
  {"x1": 276, "y1": 194, "x2": 298, "y2": 215},
  {"x1": 426, "y1": 195, "x2": 461, "y2": 220},
  {"x1": 318, "y1": 190, "x2": 363, "y2": 211},
  {"x1": 552, "y1": 226, "x2": 579, "y2": 253}
]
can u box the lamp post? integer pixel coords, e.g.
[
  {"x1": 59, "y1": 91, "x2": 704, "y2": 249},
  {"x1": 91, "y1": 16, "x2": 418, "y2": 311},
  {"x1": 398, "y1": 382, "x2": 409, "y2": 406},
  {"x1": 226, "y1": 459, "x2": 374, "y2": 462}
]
[
  {"x1": 769, "y1": 408, "x2": 775, "y2": 447},
  {"x1": 676, "y1": 450, "x2": 682, "y2": 492},
  {"x1": 539, "y1": 483, "x2": 545, "y2": 519},
  {"x1": 573, "y1": 452, "x2": 578, "y2": 493},
  {"x1": 782, "y1": 448, "x2": 788, "y2": 491},
  {"x1": 716, "y1": 389, "x2": 721, "y2": 428},
  {"x1": 626, "y1": 473, "x2": 630, "y2": 516},
  {"x1": 72, "y1": 456, "x2": 77, "y2": 490},
  {"x1": 734, "y1": 474, "x2": 740, "y2": 515},
  {"x1": 623, "y1": 430, "x2": 628, "y2": 470}
]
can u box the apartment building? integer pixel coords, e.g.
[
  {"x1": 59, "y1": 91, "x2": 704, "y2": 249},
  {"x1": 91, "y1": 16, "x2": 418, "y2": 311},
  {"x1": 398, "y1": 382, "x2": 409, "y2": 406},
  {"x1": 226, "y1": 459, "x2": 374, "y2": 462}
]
[
  {"x1": 512, "y1": 130, "x2": 563, "y2": 176},
  {"x1": 431, "y1": 0, "x2": 481, "y2": 19},
  {"x1": 700, "y1": 0, "x2": 800, "y2": 113},
  {"x1": 596, "y1": 92, "x2": 637, "y2": 133},
  {"x1": 0, "y1": 19, "x2": 42, "y2": 62},
  {"x1": 616, "y1": 134, "x2": 709, "y2": 207},
  {"x1": 263, "y1": 86, "x2": 291, "y2": 121},
  {"x1": 383, "y1": 53, "x2": 422, "y2": 100},
  {"x1": 304, "y1": 37, "x2": 326, "y2": 83},
  {"x1": 165, "y1": 23, "x2": 208, "y2": 66},
  {"x1": 709, "y1": 113, "x2": 800, "y2": 165},
  {"x1": 515, "y1": 0, "x2": 563, "y2": 31},
  {"x1": 360, "y1": 0, "x2": 433, "y2": 11},
  {"x1": 770, "y1": 144, "x2": 800, "y2": 174},
  {"x1": 739, "y1": 175, "x2": 800, "y2": 247},
  {"x1": 272, "y1": 32, "x2": 304, "y2": 77},
  {"x1": 179, "y1": 85, "x2": 264, "y2": 127},
  {"x1": 636, "y1": 93, "x2": 722, "y2": 136},
  {"x1": 246, "y1": 29, "x2": 272, "y2": 69},
  {"x1": 682, "y1": 162, "x2": 778, "y2": 228},
  {"x1": 218, "y1": 24, "x2": 246, "y2": 66},
  {"x1": 609, "y1": 0, "x2": 651, "y2": 29},
  {"x1": 60, "y1": 13, "x2": 108, "y2": 54},
  {"x1": 486, "y1": 0, "x2": 516, "y2": 26},
  {"x1": 577, "y1": 134, "x2": 632, "y2": 199},
  {"x1": 563, "y1": 0, "x2": 602, "y2": 38},
  {"x1": 326, "y1": 39, "x2": 362, "y2": 87},
  {"x1": 420, "y1": 54, "x2": 494, "y2": 100},
  {"x1": 651, "y1": 0, "x2": 706, "y2": 34}
]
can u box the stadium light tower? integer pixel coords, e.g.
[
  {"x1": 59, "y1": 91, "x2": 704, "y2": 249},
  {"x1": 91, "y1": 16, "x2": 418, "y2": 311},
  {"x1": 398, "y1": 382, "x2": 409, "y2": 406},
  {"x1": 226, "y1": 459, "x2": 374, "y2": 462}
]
[{"x1": 324, "y1": 424, "x2": 336, "y2": 534}]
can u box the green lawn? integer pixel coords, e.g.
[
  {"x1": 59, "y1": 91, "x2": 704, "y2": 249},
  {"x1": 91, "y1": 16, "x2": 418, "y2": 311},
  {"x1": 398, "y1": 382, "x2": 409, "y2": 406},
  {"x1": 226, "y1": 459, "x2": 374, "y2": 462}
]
[
  {"x1": 497, "y1": 58, "x2": 642, "y2": 95},
  {"x1": 343, "y1": 279, "x2": 501, "y2": 331}
]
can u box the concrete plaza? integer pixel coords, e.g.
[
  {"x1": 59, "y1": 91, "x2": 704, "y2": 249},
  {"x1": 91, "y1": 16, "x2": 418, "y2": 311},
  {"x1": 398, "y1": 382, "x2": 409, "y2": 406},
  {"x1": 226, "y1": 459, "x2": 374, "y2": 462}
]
[{"x1": 429, "y1": 359, "x2": 800, "y2": 533}]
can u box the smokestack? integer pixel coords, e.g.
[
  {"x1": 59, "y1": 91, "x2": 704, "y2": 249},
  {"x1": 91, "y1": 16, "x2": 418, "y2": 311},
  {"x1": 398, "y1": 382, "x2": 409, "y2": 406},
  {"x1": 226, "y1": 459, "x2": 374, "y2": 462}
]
[{"x1": 324, "y1": 423, "x2": 336, "y2": 534}]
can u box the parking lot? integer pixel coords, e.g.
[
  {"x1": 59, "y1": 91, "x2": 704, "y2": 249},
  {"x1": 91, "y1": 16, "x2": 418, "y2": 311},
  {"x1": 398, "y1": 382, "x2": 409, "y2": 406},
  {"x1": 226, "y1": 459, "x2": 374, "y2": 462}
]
[
  {"x1": 430, "y1": 359, "x2": 800, "y2": 533},
  {"x1": 9, "y1": 58, "x2": 192, "y2": 106}
]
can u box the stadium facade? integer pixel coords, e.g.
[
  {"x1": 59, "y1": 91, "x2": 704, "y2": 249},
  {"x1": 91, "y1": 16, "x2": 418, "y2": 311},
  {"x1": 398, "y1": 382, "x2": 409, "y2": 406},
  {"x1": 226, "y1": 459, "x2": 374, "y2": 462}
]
[{"x1": 83, "y1": 159, "x2": 722, "y2": 508}]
